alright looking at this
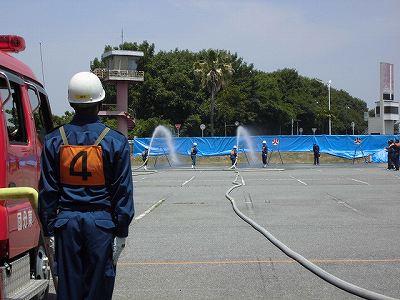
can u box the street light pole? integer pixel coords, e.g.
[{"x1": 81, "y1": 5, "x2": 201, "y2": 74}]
[
  {"x1": 316, "y1": 79, "x2": 332, "y2": 135},
  {"x1": 291, "y1": 118, "x2": 294, "y2": 135},
  {"x1": 328, "y1": 80, "x2": 332, "y2": 135},
  {"x1": 224, "y1": 122, "x2": 227, "y2": 137},
  {"x1": 224, "y1": 121, "x2": 239, "y2": 136}
]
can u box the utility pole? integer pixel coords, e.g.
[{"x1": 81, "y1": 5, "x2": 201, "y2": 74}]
[
  {"x1": 224, "y1": 122, "x2": 227, "y2": 137},
  {"x1": 291, "y1": 118, "x2": 294, "y2": 135},
  {"x1": 39, "y1": 42, "x2": 45, "y2": 87},
  {"x1": 328, "y1": 80, "x2": 332, "y2": 135},
  {"x1": 317, "y1": 79, "x2": 332, "y2": 135}
]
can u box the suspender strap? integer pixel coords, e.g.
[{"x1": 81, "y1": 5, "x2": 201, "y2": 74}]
[
  {"x1": 59, "y1": 126, "x2": 109, "y2": 146},
  {"x1": 59, "y1": 126, "x2": 69, "y2": 145},
  {"x1": 94, "y1": 127, "x2": 110, "y2": 146}
]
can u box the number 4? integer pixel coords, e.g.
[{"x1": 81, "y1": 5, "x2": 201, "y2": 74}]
[{"x1": 69, "y1": 151, "x2": 92, "y2": 180}]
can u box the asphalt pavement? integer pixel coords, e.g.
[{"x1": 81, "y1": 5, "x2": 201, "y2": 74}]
[{"x1": 112, "y1": 163, "x2": 400, "y2": 299}]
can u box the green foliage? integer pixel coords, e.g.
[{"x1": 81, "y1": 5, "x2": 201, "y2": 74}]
[
  {"x1": 52, "y1": 111, "x2": 74, "y2": 128},
  {"x1": 132, "y1": 117, "x2": 173, "y2": 137},
  {"x1": 194, "y1": 49, "x2": 234, "y2": 136},
  {"x1": 84, "y1": 42, "x2": 368, "y2": 137},
  {"x1": 100, "y1": 117, "x2": 118, "y2": 130},
  {"x1": 180, "y1": 114, "x2": 202, "y2": 136}
]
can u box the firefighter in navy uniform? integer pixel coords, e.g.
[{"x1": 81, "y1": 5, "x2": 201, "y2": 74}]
[
  {"x1": 313, "y1": 143, "x2": 320, "y2": 165},
  {"x1": 142, "y1": 146, "x2": 149, "y2": 170},
  {"x1": 390, "y1": 139, "x2": 400, "y2": 171},
  {"x1": 261, "y1": 140, "x2": 268, "y2": 167},
  {"x1": 386, "y1": 140, "x2": 394, "y2": 170},
  {"x1": 190, "y1": 142, "x2": 198, "y2": 169},
  {"x1": 38, "y1": 72, "x2": 134, "y2": 300},
  {"x1": 230, "y1": 145, "x2": 238, "y2": 167}
]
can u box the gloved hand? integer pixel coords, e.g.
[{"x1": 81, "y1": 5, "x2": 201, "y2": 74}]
[
  {"x1": 44, "y1": 236, "x2": 55, "y2": 257},
  {"x1": 112, "y1": 237, "x2": 126, "y2": 265}
]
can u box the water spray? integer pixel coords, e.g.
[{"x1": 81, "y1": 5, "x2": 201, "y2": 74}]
[
  {"x1": 133, "y1": 125, "x2": 178, "y2": 171},
  {"x1": 229, "y1": 126, "x2": 257, "y2": 169},
  {"x1": 148, "y1": 125, "x2": 179, "y2": 165}
]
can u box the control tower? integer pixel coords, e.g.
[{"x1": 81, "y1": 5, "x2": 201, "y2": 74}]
[
  {"x1": 367, "y1": 62, "x2": 397, "y2": 134},
  {"x1": 93, "y1": 50, "x2": 144, "y2": 137}
]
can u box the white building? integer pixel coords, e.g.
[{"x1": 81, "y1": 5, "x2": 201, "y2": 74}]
[{"x1": 368, "y1": 100, "x2": 399, "y2": 134}]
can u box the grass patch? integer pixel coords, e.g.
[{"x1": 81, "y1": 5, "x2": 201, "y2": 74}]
[{"x1": 131, "y1": 152, "x2": 370, "y2": 167}]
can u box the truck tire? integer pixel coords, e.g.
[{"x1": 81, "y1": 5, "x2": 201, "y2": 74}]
[{"x1": 32, "y1": 245, "x2": 50, "y2": 299}]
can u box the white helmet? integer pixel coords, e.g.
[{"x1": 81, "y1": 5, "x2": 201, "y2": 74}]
[
  {"x1": 262, "y1": 140, "x2": 266, "y2": 144},
  {"x1": 68, "y1": 72, "x2": 105, "y2": 104},
  {"x1": 233, "y1": 145, "x2": 237, "y2": 149},
  {"x1": 145, "y1": 146, "x2": 149, "y2": 150},
  {"x1": 193, "y1": 142, "x2": 197, "y2": 146}
]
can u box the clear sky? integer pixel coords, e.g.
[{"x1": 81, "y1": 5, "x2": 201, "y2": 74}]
[{"x1": 2, "y1": 0, "x2": 399, "y2": 115}]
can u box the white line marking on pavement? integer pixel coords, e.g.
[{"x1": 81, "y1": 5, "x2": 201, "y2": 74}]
[
  {"x1": 350, "y1": 178, "x2": 369, "y2": 185},
  {"x1": 327, "y1": 194, "x2": 360, "y2": 213},
  {"x1": 181, "y1": 176, "x2": 195, "y2": 187},
  {"x1": 241, "y1": 176, "x2": 246, "y2": 186},
  {"x1": 264, "y1": 178, "x2": 299, "y2": 181},
  {"x1": 290, "y1": 175, "x2": 308, "y2": 186},
  {"x1": 134, "y1": 198, "x2": 166, "y2": 221}
]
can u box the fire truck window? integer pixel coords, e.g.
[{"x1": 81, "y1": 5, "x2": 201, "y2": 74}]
[
  {"x1": 38, "y1": 92, "x2": 54, "y2": 133},
  {"x1": 1, "y1": 82, "x2": 28, "y2": 144},
  {"x1": 28, "y1": 88, "x2": 45, "y2": 137},
  {"x1": 0, "y1": 77, "x2": 10, "y2": 102}
]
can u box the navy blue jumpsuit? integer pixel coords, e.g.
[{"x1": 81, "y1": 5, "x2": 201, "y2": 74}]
[
  {"x1": 142, "y1": 149, "x2": 149, "y2": 166},
  {"x1": 387, "y1": 140, "x2": 394, "y2": 170},
  {"x1": 313, "y1": 144, "x2": 320, "y2": 165},
  {"x1": 261, "y1": 145, "x2": 268, "y2": 165},
  {"x1": 230, "y1": 149, "x2": 238, "y2": 165},
  {"x1": 191, "y1": 146, "x2": 198, "y2": 166},
  {"x1": 39, "y1": 114, "x2": 134, "y2": 300},
  {"x1": 391, "y1": 141, "x2": 400, "y2": 171}
]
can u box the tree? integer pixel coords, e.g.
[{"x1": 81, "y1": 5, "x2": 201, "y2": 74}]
[
  {"x1": 194, "y1": 50, "x2": 234, "y2": 136},
  {"x1": 53, "y1": 111, "x2": 74, "y2": 127},
  {"x1": 89, "y1": 42, "x2": 368, "y2": 136}
]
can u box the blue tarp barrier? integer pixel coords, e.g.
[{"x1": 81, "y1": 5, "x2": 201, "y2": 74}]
[{"x1": 131, "y1": 135, "x2": 400, "y2": 163}]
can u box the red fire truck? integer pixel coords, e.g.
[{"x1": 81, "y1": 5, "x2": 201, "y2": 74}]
[{"x1": 0, "y1": 35, "x2": 54, "y2": 299}]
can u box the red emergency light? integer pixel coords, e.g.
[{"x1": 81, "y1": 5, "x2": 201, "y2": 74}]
[{"x1": 0, "y1": 35, "x2": 26, "y2": 53}]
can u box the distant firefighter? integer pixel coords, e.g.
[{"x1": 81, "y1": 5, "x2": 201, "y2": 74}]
[
  {"x1": 387, "y1": 139, "x2": 400, "y2": 171},
  {"x1": 191, "y1": 142, "x2": 198, "y2": 169},
  {"x1": 313, "y1": 143, "x2": 320, "y2": 165},
  {"x1": 261, "y1": 140, "x2": 268, "y2": 167},
  {"x1": 142, "y1": 146, "x2": 149, "y2": 170},
  {"x1": 386, "y1": 140, "x2": 394, "y2": 170},
  {"x1": 393, "y1": 140, "x2": 400, "y2": 171},
  {"x1": 230, "y1": 145, "x2": 238, "y2": 167}
]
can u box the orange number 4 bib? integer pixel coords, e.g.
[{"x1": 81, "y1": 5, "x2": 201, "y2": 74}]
[{"x1": 60, "y1": 145, "x2": 105, "y2": 186}]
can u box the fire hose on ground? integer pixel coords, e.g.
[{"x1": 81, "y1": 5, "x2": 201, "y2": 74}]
[
  {"x1": 225, "y1": 171, "x2": 398, "y2": 300},
  {"x1": 132, "y1": 157, "x2": 149, "y2": 171},
  {"x1": 0, "y1": 187, "x2": 58, "y2": 292},
  {"x1": 132, "y1": 157, "x2": 158, "y2": 175}
]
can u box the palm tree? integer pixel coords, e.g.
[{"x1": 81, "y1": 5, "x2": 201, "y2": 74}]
[{"x1": 194, "y1": 50, "x2": 234, "y2": 136}]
